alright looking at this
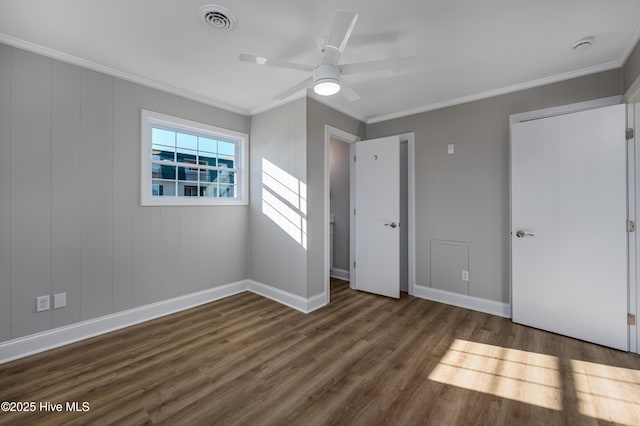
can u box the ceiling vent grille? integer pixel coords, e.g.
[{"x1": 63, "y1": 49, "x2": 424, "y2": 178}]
[
  {"x1": 572, "y1": 35, "x2": 595, "y2": 50},
  {"x1": 200, "y1": 4, "x2": 236, "y2": 31}
]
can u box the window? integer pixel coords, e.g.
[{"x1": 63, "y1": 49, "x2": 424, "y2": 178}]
[{"x1": 141, "y1": 110, "x2": 248, "y2": 206}]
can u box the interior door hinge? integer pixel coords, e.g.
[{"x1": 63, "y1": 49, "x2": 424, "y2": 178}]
[
  {"x1": 626, "y1": 128, "x2": 634, "y2": 140},
  {"x1": 353, "y1": 261, "x2": 356, "y2": 268},
  {"x1": 353, "y1": 208, "x2": 356, "y2": 215},
  {"x1": 629, "y1": 313, "x2": 636, "y2": 326},
  {"x1": 628, "y1": 220, "x2": 636, "y2": 232},
  {"x1": 354, "y1": 155, "x2": 356, "y2": 163}
]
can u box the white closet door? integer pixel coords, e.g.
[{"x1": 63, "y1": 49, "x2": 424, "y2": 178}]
[{"x1": 511, "y1": 103, "x2": 628, "y2": 351}]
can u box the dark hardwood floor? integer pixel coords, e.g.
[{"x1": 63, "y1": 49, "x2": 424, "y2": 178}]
[{"x1": 1, "y1": 278, "x2": 639, "y2": 425}]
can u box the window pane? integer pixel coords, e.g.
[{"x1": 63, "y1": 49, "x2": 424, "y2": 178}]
[
  {"x1": 200, "y1": 183, "x2": 218, "y2": 198},
  {"x1": 178, "y1": 166, "x2": 199, "y2": 182},
  {"x1": 182, "y1": 185, "x2": 198, "y2": 197},
  {"x1": 218, "y1": 140, "x2": 235, "y2": 156},
  {"x1": 176, "y1": 132, "x2": 197, "y2": 151},
  {"x1": 177, "y1": 149, "x2": 197, "y2": 164},
  {"x1": 199, "y1": 152, "x2": 217, "y2": 167},
  {"x1": 217, "y1": 170, "x2": 235, "y2": 184},
  {"x1": 199, "y1": 137, "x2": 217, "y2": 154},
  {"x1": 152, "y1": 144, "x2": 175, "y2": 161},
  {"x1": 152, "y1": 164, "x2": 176, "y2": 180},
  {"x1": 219, "y1": 184, "x2": 235, "y2": 198},
  {"x1": 152, "y1": 128, "x2": 175, "y2": 146},
  {"x1": 152, "y1": 180, "x2": 176, "y2": 196},
  {"x1": 201, "y1": 169, "x2": 217, "y2": 183},
  {"x1": 143, "y1": 111, "x2": 246, "y2": 205},
  {"x1": 218, "y1": 156, "x2": 235, "y2": 169},
  {"x1": 199, "y1": 168, "x2": 213, "y2": 182}
]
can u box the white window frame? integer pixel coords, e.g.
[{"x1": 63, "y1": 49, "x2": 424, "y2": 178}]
[{"x1": 141, "y1": 109, "x2": 249, "y2": 206}]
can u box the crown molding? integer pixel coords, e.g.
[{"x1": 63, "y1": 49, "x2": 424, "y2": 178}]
[
  {"x1": 0, "y1": 33, "x2": 249, "y2": 117},
  {"x1": 247, "y1": 91, "x2": 308, "y2": 116},
  {"x1": 366, "y1": 60, "x2": 621, "y2": 124}
]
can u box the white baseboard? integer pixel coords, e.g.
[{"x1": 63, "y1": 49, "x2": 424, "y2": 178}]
[
  {"x1": 0, "y1": 279, "x2": 331, "y2": 364},
  {"x1": 0, "y1": 280, "x2": 248, "y2": 365},
  {"x1": 306, "y1": 292, "x2": 328, "y2": 313},
  {"x1": 330, "y1": 268, "x2": 350, "y2": 281},
  {"x1": 247, "y1": 280, "x2": 327, "y2": 314},
  {"x1": 413, "y1": 285, "x2": 512, "y2": 318}
]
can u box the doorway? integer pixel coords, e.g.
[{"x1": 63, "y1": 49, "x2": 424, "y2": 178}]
[
  {"x1": 323, "y1": 126, "x2": 415, "y2": 304},
  {"x1": 329, "y1": 136, "x2": 352, "y2": 282}
]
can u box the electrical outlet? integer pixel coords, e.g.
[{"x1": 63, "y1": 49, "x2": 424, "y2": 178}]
[
  {"x1": 448, "y1": 144, "x2": 455, "y2": 154},
  {"x1": 461, "y1": 270, "x2": 469, "y2": 282},
  {"x1": 54, "y1": 293, "x2": 66, "y2": 309},
  {"x1": 36, "y1": 295, "x2": 50, "y2": 312}
]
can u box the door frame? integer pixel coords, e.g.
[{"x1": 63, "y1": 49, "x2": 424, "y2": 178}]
[
  {"x1": 323, "y1": 126, "x2": 415, "y2": 304},
  {"x1": 509, "y1": 95, "x2": 637, "y2": 353},
  {"x1": 626, "y1": 75, "x2": 640, "y2": 354}
]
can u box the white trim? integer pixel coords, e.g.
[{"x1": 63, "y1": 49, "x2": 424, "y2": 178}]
[
  {"x1": 140, "y1": 109, "x2": 249, "y2": 206},
  {"x1": 0, "y1": 280, "x2": 248, "y2": 364},
  {"x1": 0, "y1": 278, "x2": 334, "y2": 363},
  {"x1": 306, "y1": 292, "x2": 328, "y2": 314},
  {"x1": 249, "y1": 93, "x2": 366, "y2": 123},
  {"x1": 401, "y1": 133, "x2": 416, "y2": 296},
  {"x1": 367, "y1": 61, "x2": 621, "y2": 124},
  {"x1": 509, "y1": 96, "x2": 623, "y2": 124},
  {"x1": 246, "y1": 280, "x2": 327, "y2": 314},
  {"x1": 248, "y1": 92, "x2": 308, "y2": 116},
  {"x1": 413, "y1": 285, "x2": 512, "y2": 318},
  {"x1": 633, "y1": 102, "x2": 640, "y2": 355},
  {"x1": 324, "y1": 126, "x2": 361, "y2": 303},
  {"x1": 330, "y1": 268, "x2": 350, "y2": 281},
  {"x1": 627, "y1": 103, "x2": 638, "y2": 354},
  {"x1": 0, "y1": 33, "x2": 248, "y2": 116}
]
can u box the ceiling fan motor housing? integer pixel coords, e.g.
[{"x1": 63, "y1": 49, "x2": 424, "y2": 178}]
[{"x1": 313, "y1": 64, "x2": 340, "y2": 84}]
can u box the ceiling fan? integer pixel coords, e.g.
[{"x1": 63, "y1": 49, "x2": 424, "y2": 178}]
[{"x1": 238, "y1": 11, "x2": 415, "y2": 102}]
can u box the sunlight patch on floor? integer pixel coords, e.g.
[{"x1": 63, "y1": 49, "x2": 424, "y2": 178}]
[
  {"x1": 571, "y1": 359, "x2": 640, "y2": 425},
  {"x1": 428, "y1": 339, "x2": 562, "y2": 410}
]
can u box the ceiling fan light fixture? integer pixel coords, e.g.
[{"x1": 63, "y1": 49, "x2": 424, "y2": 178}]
[
  {"x1": 314, "y1": 79, "x2": 341, "y2": 96},
  {"x1": 312, "y1": 64, "x2": 341, "y2": 96}
]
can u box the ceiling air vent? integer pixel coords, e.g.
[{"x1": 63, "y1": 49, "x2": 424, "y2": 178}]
[
  {"x1": 200, "y1": 4, "x2": 237, "y2": 31},
  {"x1": 572, "y1": 35, "x2": 595, "y2": 50}
]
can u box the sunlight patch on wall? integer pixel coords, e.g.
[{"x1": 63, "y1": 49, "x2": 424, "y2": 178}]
[
  {"x1": 571, "y1": 359, "x2": 640, "y2": 425},
  {"x1": 428, "y1": 339, "x2": 561, "y2": 410},
  {"x1": 261, "y1": 158, "x2": 307, "y2": 249}
]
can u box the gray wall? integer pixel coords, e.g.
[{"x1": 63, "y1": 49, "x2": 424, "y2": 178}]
[
  {"x1": 249, "y1": 98, "x2": 308, "y2": 297},
  {"x1": 367, "y1": 69, "x2": 623, "y2": 303},
  {"x1": 329, "y1": 137, "x2": 350, "y2": 272},
  {"x1": 306, "y1": 98, "x2": 366, "y2": 296},
  {"x1": 625, "y1": 39, "x2": 640, "y2": 93},
  {"x1": 0, "y1": 44, "x2": 250, "y2": 343}
]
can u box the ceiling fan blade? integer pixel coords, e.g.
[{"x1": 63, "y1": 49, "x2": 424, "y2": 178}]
[
  {"x1": 239, "y1": 53, "x2": 314, "y2": 72},
  {"x1": 339, "y1": 79, "x2": 360, "y2": 102},
  {"x1": 340, "y1": 56, "x2": 416, "y2": 75},
  {"x1": 274, "y1": 76, "x2": 314, "y2": 100},
  {"x1": 321, "y1": 11, "x2": 358, "y2": 65}
]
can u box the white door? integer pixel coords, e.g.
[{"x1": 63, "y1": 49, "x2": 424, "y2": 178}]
[
  {"x1": 511, "y1": 103, "x2": 628, "y2": 351},
  {"x1": 353, "y1": 136, "x2": 400, "y2": 298}
]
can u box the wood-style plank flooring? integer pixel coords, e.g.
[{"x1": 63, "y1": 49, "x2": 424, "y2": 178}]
[{"x1": 1, "y1": 279, "x2": 640, "y2": 425}]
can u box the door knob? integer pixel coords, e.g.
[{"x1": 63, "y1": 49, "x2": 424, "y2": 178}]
[
  {"x1": 515, "y1": 230, "x2": 534, "y2": 238},
  {"x1": 385, "y1": 222, "x2": 398, "y2": 228}
]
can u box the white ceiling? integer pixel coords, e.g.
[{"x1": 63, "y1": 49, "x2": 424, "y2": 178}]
[{"x1": 1, "y1": 0, "x2": 640, "y2": 123}]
